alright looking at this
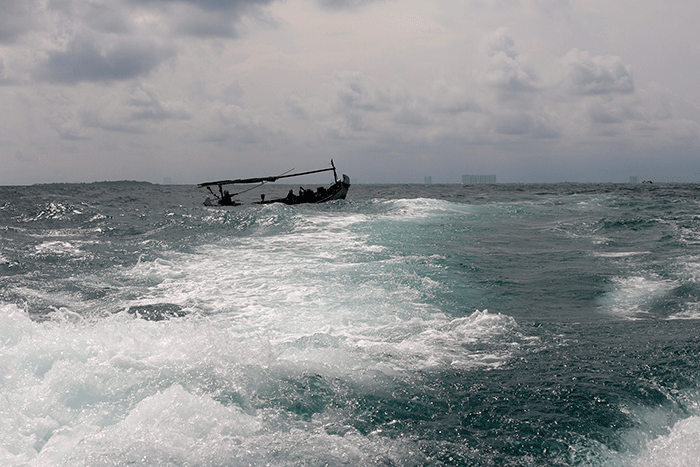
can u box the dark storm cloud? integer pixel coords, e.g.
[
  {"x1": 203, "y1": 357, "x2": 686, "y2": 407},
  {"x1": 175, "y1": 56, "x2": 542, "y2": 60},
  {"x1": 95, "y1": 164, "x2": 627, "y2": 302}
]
[
  {"x1": 564, "y1": 49, "x2": 634, "y2": 95},
  {"x1": 34, "y1": 36, "x2": 176, "y2": 84}
]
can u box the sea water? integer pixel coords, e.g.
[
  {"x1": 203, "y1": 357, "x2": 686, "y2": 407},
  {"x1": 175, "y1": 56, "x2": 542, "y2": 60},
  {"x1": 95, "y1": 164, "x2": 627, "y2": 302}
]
[{"x1": 1, "y1": 181, "x2": 699, "y2": 466}]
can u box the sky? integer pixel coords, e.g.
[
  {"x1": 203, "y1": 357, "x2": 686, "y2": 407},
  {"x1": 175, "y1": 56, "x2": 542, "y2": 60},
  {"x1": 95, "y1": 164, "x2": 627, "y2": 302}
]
[{"x1": 1, "y1": 0, "x2": 699, "y2": 184}]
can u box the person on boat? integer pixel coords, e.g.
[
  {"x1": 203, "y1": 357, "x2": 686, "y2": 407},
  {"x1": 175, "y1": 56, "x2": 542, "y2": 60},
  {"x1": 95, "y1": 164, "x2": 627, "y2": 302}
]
[
  {"x1": 286, "y1": 189, "x2": 295, "y2": 202},
  {"x1": 222, "y1": 190, "x2": 232, "y2": 205},
  {"x1": 299, "y1": 187, "x2": 314, "y2": 202}
]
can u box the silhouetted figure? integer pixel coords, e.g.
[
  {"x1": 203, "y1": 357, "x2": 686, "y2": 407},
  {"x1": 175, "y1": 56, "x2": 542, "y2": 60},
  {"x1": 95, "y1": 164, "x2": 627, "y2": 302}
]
[{"x1": 222, "y1": 190, "x2": 232, "y2": 205}]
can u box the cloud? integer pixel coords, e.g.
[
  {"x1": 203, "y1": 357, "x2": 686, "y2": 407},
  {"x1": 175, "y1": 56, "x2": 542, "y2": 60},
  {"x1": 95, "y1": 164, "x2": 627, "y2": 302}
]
[
  {"x1": 127, "y1": 0, "x2": 278, "y2": 37},
  {"x1": 492, "y1": 112, "x2": 561, "y2": 138},
  {"x1": 431, "y1": 81, "x2": 481, "y2": 115},
  {"x1": 34, "y1": 36, "x2": 176, "y2": 84},
  {"x1": 0, "y1": 0, "x2": 35, "y2": 43},
  {"x1": 479, "y1": 28, "x2": 538, "y2": 97},
  {"x1": 534, "y1": 0, "x2": 569, "y2": 13},
  {"x1": 315, "y1": 0, "x2": 387, "y2": 11},
  {"x1": 126, "y1": 86, "x2": 192, "y2": 122},
  {"x1": 80, "y1": 84, "x2": 191, "y2": 133},
  {"x1": 286, "y1": 95, "x2": 309, "y2": 119},
  {"x1": 81, "y1": 110, "x2": 150, "y2": 134},
  {"x1": 129, "y1": 0, "x2": 273, "y2": 11},
  {"x1": 84, "y1": 3, "x2": 134, "y2": 34},
  {"x1": 1, "y1": 0, "x2": 699, "y2": 185},
  {"x1": 564, "y1": 49, "x2": 634, "y2": 95},
  {"x1": 334, "y1": 71, "x2": 395, "y2": 112}
]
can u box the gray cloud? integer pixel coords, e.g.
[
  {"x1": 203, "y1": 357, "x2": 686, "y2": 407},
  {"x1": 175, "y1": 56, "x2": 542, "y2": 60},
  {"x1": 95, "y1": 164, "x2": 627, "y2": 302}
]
[
  {"x1": 335, "y1": 72, "x2": 395, "y2": 112},
  {"x1": 492, "y1": 112, "x2": 561, "y2": 138},
  {"x1": 126, "y1": 88, "x2": 192, "y2": 122},
  {"x1": 81, "y1": 110, "x2": 150, "y2": 134},
  {"x1": 315, "y1": 0, "x2": 386, "y2": 11},
  {"x1": 58, "y1": 130, "x2": 91, "y2": 141},
  {"x1": 171, "y1": 11, "x2": 241, "y2": 37},
  {"x1": 34, "y1": 36, "x2": 176, "y2": 84},
  {"x1": 564, "y1": 49, "x2": 634, "y2": 95},
  {"x1": 587, "y1": 102, "x2": 626, "y2": 124},
  {"x1": 127, "y1": 0, "x2": 277, "y2": 37},
  {"x1": 84, "y1": 3, "x2": 134, "y2": 34},
  {"x1": 219, "y1": 81, "x2": 245, "y2": 106},
  {"x1": 480, "y1": 28, "x2": 538, "y2": 97},
  {"x1": 1, "y1": 0, "x2": 699, "y2": 185},
  {"x1": 286, "y1": 95, "x2": 309, "y2": 119},
  {"x1": 198, "y1": 120, "x2": 283, "y2": 146},
  {"x1": 0, "y1": 0, "x2": 35, "y2": 43},
  {"x1": 394, "y1": 105, "x2": 431, "y2": 127},
  {"x1": 128, "y1": 0, "x2": 273, "y2": 11},
  {"x1": 79, "y1": 85, "x2": 191, "y2": 134},
  {"x1": 431, "y1": 82, "x2": 481, "y2": 115}
]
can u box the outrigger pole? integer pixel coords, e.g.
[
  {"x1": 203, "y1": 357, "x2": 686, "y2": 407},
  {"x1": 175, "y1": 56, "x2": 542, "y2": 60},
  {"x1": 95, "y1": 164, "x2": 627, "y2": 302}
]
[{"x1": 198, "y1": 161, "x2": 338, "y2": 188}]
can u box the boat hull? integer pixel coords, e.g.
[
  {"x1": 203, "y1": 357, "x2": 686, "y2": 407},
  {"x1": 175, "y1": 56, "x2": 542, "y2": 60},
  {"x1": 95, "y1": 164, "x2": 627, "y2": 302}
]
[
  {"x1": 204, "y1": 174, "x2": 350, "y2": 207},
  {"x1": 259, "y1": 174, "x2": 351, "y2": 205}
]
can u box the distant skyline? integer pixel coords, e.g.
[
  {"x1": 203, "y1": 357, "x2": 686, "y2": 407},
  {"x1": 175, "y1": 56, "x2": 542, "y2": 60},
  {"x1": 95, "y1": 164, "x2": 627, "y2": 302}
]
[{"x1": 1, "y1": 0, "x2": 699, "y2": 185}]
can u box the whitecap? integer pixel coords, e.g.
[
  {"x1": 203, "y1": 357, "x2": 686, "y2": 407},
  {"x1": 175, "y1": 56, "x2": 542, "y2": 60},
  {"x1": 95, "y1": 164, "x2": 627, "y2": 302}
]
[{"x1": 598, "y1": 276, "x2": 677, "y2": 318}]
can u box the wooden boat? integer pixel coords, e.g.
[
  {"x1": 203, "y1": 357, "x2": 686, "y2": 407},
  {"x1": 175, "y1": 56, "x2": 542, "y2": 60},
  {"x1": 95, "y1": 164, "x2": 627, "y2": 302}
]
[{"x1": 199, "y1": 160, "x2": 350, "y2": 206}]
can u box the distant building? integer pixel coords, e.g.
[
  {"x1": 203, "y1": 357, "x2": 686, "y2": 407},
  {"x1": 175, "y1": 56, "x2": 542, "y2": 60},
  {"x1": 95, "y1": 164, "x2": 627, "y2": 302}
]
[
  {"x1": 462, "y1": 174, "x2": 496, "y2": 185},
  {"x1": 424, "y1": 176, "x2": 432, "y2": 184}
]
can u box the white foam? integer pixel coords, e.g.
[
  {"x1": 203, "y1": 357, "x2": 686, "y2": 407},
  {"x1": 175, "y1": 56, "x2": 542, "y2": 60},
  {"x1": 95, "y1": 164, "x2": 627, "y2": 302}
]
[
  {"x1": 615, "y1": 415, "x2": 700, "y2": 467},
  {"x1": 664, "y1": 256, "x2": 700, "y2": 319},
  {"x1": 385, "y1": 197, "x2": 474, "y2": 220},
  {"x1": 2, "y1": 302, "x2": 463, "y2": 465},
  {"x1": 0, "y1": 202, "x2": 529, "y2": 465},
  {"x1": 34, "y1": 240, "x2": 86, "y2": 258},
  {"x1": 594, "y1": 251, "x2": 650, "y2": 258},
  {"x1": 0, "y1": 272, "x2": 523, "y2": 466},
  {"x1": 598, "y1": 276, "x2": 677, "y2": 318}
]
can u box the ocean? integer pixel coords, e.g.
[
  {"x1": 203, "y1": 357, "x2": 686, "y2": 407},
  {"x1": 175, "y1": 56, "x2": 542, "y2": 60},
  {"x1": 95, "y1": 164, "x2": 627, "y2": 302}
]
[{"x1": 1, "y1": 181, "x2": 699, "y2": 466}]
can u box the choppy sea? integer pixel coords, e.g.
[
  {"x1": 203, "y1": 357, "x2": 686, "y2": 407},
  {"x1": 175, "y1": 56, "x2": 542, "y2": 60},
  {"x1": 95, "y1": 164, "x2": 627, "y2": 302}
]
[{"x1": 2, "y1": 181, "x2": 700, "y2": 466}]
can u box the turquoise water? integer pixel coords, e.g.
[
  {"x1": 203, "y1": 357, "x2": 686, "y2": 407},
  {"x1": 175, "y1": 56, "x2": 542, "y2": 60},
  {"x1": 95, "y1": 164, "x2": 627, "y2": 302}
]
[{"x1": 1, "y1": 182, "x2": 699, "y2": 466}]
